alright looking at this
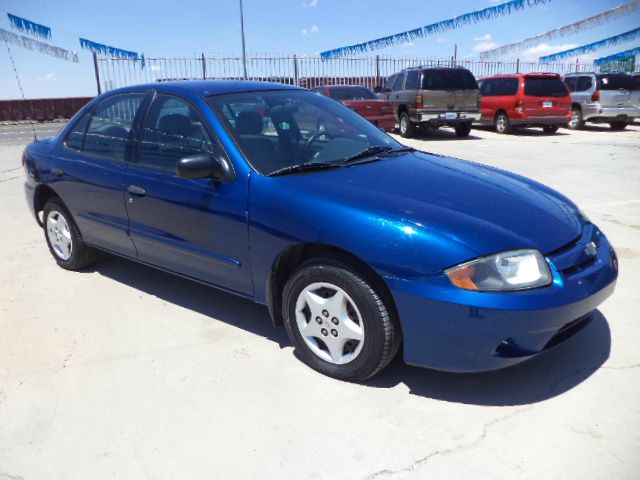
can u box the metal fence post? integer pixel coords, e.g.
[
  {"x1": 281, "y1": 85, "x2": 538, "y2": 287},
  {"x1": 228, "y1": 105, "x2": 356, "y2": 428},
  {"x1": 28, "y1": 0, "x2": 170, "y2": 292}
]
[
  {"x1": 375, "y1": 55, "x2": 380, "y2": 88},
  {"x1": 92, "y1": 52, "x2": 102, "y2": 95},
  {"x1": 516, "y1": 58, "x2": 520, "y2": 74},
  {"x1": 293, "y1": 54, "x2": 299, "y2": 86},
  {"x1": 201, "y1": 53, "x2": 207, "y2": 79}
]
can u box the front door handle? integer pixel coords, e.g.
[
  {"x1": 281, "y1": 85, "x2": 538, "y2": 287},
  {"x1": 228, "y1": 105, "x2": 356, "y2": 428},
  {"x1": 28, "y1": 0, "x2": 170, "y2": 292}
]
[{"x1": 127, "y1": 185, "x2": 146, "y2": 196}]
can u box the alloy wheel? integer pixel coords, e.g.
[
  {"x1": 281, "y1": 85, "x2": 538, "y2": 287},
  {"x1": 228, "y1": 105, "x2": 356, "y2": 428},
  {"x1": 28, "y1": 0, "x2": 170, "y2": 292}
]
[{"x1": 46, "y1": 210, "x2": 73, "y2": 260}]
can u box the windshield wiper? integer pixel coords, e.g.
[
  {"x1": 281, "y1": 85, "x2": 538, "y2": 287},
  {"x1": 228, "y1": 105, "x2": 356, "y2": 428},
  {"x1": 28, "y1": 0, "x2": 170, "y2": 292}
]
[
  {"x1": 342, "y1": 145, "x2": 415, "y2": 165},
  {"x1": 268, "y1": 161, "x2": 341, "y2": 177}
]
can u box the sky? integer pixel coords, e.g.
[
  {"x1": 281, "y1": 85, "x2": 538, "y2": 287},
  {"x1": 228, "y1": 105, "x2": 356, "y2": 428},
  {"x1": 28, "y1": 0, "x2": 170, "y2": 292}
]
[{"x1": 1, "y1": 0, "x2": 639, "y2": 99}]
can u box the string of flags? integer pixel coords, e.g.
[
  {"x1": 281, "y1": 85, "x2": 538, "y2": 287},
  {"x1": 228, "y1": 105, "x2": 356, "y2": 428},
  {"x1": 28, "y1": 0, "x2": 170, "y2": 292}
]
[
  {"x1": 3, "y1": 12, "x2": 145, "y2": 68},
  {"x1": 480, "y1": 0, "x2": 640, "y2": 59},
  {"x1": 539, "y1": 27, "x2": 640, "y2": 62},
  {"x1": 320, "y1": 0, "x2": 550, "y2": 59}
]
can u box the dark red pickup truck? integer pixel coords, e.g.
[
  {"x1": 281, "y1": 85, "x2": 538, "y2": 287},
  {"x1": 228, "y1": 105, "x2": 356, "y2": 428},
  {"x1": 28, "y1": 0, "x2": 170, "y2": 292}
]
[{"x1": 313, "y1": 85, "x2": 395, "y2": 131}]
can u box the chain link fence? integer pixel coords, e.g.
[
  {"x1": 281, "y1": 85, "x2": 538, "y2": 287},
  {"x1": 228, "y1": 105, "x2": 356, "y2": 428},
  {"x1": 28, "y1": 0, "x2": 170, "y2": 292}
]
[{"x1": 96, "y1": 53, "x2": 630, "y2": 93}]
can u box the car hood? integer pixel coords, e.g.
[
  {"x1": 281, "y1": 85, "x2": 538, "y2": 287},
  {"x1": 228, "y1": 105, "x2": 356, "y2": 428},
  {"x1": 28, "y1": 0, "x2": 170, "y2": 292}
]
[{"x1": 277, "y1": 151, "x2": 582, "y2": 257}]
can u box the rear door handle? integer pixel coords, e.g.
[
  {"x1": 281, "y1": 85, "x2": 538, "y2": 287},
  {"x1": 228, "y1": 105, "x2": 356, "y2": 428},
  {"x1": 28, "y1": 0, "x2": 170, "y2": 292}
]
[{"x1": 127, "y1": 185, "x2": 146, "y2": 196}]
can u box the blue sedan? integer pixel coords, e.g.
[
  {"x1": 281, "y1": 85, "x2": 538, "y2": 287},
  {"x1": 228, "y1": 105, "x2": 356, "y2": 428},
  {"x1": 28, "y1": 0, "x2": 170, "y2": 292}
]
[{"x1": 22, "y1": 81, "x2": 618, "y2": 380}]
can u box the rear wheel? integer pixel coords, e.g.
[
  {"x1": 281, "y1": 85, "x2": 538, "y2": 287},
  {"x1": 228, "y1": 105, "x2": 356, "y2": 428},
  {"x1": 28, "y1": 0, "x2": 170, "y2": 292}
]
[
  {"x1": 567, "y1": 107, "x2": 584, "y2": 130},
  {"x1": 542, "y1": 125, "x2": 559, "y2": 134},
  {"x1": 43, "y1": 198, "x2": 97, "y2": 270},
  {"x1": 398, "y1": 111, "x2": 415, "y2": 138},
  {"x1": 282, "y1": 259, "x2": 400, "y2": 381},
  {"x1": 454, "y1": 122, "x2": 472, "y2": 137},
  {"x1": 609, "y1": 121, "x2": 628, "y2": 131},
  {"x1": 495, "y1": 112, "x2": 512, "y2": 134}
]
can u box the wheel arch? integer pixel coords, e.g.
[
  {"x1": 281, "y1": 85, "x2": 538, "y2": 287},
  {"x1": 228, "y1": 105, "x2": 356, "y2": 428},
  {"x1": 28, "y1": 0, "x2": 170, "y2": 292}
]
[
  {"x1": 33, "y1": 184, "x2": 61, "y2": 227},
  {"x1": 571, "y1": 102, "x2": 582, "y2": 111},
  {"x1": 266, "y1": 243, "x2": 400, "y2": 332}
]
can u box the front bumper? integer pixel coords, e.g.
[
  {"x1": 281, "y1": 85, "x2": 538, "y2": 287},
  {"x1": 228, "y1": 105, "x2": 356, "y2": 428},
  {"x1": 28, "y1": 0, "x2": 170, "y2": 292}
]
[
  {"x1": 386, "y1": 225, "x2": 618, "y2": 372},
  {"x1": 418, "y1": 111, "x2": 481, "y2": 125}
]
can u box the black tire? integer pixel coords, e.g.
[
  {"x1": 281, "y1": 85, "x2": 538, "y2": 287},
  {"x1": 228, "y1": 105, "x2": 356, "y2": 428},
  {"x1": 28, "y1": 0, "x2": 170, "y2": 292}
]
[
  {"x1": 43, "y1": 197, "x2": 97, "y2": 270},
  {"x1": 567, "y1": 107, "x2": 584, "y2": 130},
  {"x1": 495, "y1": 112, "x2": 512, "y2": 134},
  {"x1": 398, "y1": 111, "x2": 415, "y2": 138},
  {"x1": 542, "y1": 125, "x2": 559, "y2": 134},
  {"x1": 609, "y1": 121, "x2": 628, "y2": 131},
  {"x1": 282, "y1": 259, "x2": 400, "y2": 381},
  {"x1": 454, "y1": 122, "x2": 472, "y2": 137}
]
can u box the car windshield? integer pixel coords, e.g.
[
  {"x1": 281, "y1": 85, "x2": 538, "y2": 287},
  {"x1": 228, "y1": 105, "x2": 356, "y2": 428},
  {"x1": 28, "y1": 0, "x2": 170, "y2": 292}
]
[
  {"x1": 327, "y1": 87, "x2": 377, "y2": 101},
  {"x1": 597, "y1": 73, "x2": 636, "y2": 90},
  {"x1": 207, "y1": 89, "x2": 400, "y2": 176},
  {"x1": 524, "y1": 77, "x2": 569, "y2": 97}
]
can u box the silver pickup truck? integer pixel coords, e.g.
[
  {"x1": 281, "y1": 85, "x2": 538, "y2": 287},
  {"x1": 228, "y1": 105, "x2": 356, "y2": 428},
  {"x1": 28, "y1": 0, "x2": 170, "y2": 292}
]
[
  {"x1": 564, "y1": 72, "x2": 640, "y2": 130},
  {"x1": 380, "y1": 67, "x2": 481, "y2": 138}
]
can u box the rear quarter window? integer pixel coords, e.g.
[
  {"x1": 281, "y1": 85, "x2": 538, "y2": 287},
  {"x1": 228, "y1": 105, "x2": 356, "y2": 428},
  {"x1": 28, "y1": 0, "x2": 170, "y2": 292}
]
[
  {"x1": 597, "y1": 74, "x2": 634, "y2": 90},
  {"x1": 524, "y1": 77, "x2": 569, "y2": 97},
  {"x1": 480, "y1": 78, "x2": 518, "y2": 96}
]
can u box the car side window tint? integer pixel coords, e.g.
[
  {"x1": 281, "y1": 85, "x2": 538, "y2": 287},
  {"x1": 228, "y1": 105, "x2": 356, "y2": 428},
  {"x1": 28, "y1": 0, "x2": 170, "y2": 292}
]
[
  {"x1": 82, "y1": 93, "x2": 145, "y2": 162},
  {"x1": 404, "y1": 71, "x2": 420, "y2": 90},
  {"x1": 64, "y1": 112, "x2": 91, "y2": 151},
  {"x1": 577, "y1": 76, "x2": 593, "y2": 91},
  {"x1": 384, "y1": 74, "x2": 397, "y2": 92},
  {"x1": 392, "y1": 72, "x2": 405, "y2": 91},
  {"x1": 138, "y1": 95, "x2": 216, "y2": 174},
  {"x1": 564, "y1": 77, "x2": 577, "y2": 92}
]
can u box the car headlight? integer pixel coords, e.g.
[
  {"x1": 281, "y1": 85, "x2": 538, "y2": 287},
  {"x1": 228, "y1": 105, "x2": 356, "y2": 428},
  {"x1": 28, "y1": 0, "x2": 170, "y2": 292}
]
[{"x1": 445, "y1": 249, "x2": 552, "y2": 292}]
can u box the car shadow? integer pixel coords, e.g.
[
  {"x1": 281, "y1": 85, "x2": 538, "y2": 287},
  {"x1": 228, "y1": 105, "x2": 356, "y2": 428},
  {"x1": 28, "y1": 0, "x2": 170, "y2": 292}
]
[
  {"x1": 474, "y1": 125, "x2": 571, "y2": 137},
  {"x1": 365, "y1": 310, "x2": 611, "y2": 406},
  {"x1": 404, "y1": 128, "x2": 483, "y2": 141},
  {"x1": 87, "y1": 253, "x2": 610, "y2": 406}
]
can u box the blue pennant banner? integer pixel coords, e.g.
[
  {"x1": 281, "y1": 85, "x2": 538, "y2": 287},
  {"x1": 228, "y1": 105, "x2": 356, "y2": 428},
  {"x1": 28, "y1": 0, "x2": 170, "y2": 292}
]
[
  {"x1": 320, "y1": 0, "x2": 550, "y2": 59},
  {"x1": 539, "y1": 27, "x2": 640, "y2": 62},
  {"x1": 0, "y1": 27, "x2": 78, "y2": 62},
  {"x1": 480, "y1": 0, "x2": 640, "y2": 59},
  {"x1": 80, "y1": 37, "x2": 139, "y2": 60},
  {"x1": 594, "y1": 46, "x2": 640, "y2": 65},
  {"x1": 7, "y1": 13, "x2": 52, "y2": 39}
]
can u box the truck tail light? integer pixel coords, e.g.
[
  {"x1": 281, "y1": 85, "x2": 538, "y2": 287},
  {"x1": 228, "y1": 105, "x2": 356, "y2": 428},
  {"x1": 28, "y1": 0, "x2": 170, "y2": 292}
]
[
  {"x1": 415, "y1": 94, "x2": 423, "y2": 110},
  {"x1": 591, "y1": 90, "x2": 600, "y2": 102},
  {"x1": 515, "y1": 100, "x2": 523, "y2": 112}
]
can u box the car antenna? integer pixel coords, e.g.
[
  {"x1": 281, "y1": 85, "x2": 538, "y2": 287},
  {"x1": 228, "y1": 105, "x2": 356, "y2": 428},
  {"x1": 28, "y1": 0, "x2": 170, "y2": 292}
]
[{"x1": 2, "y1": 37, "x2": 38, "y2": 141}]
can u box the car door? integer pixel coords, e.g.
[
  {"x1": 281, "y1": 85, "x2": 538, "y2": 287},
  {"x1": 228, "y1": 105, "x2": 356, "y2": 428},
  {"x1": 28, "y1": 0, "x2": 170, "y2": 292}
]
[
  {"x1": 478, "y1": 78, "x2": 497, "y2": 121},
  {"x1": 51, "y1": 92, "x2": 148, "y2": 257},
  {"x1": 124, "y1": 93, "x2": 252, "y2": 295}
]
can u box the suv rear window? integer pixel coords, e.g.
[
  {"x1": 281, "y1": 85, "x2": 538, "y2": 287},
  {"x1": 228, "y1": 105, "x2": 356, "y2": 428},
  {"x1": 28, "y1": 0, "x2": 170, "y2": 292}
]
[
  {"x1": 597, "y1": 74, "x2": 636, "y2": 90},
  {"x1": 524, "y1": 77, "x2": 569, "y2": 97},
  {"x1": 422, "y1": 69, "x2": 478, "y2": 90},
  {"x1": 328, "y1": 87, "x2": 376, "y2": 101}
]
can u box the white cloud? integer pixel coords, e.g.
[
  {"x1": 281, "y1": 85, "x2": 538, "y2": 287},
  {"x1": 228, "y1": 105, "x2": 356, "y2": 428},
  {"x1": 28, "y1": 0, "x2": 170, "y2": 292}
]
[
  {"x1": 310, "y1": 24, "x2": 319, "y2": 32},
  {"x1": 436, "y1": 37, "x2": 447, "y2": 43},
  {"x1": 474, "y1": 41, "x2": 499, "y2": 52},
  {"x1": 521, "y1": 43, "x2": 578, "y2": 60},
  {"x1": 310, "y1": 0, "x2": 318, "y2": 6},
  {"x1": 302, "y1": 28, "x2": 308, "y2": 34},
  {"x1": 36, "y1": 73, "x2": 57, "y2": 82},
  {"x1": 473, "y1": 34, "x2": 492, "y2": 42}
]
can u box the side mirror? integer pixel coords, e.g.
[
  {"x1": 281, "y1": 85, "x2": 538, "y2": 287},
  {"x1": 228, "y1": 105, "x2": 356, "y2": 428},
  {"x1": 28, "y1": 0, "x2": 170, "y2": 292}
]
[{"x1": 176, "y1": 153, "x2": 234, "y2": 182}]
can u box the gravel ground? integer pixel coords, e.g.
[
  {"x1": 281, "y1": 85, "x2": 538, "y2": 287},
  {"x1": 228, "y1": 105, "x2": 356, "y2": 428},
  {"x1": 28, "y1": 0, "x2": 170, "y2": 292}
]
[{"x1": 0, "y1": 123, "x2": 638, "y2": 480}]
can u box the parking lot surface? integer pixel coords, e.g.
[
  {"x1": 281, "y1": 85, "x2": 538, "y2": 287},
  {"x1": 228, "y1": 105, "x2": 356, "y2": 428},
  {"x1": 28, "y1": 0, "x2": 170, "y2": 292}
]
[{"x1": 1, "y1": 123, "x2": 639, "y2": 479}]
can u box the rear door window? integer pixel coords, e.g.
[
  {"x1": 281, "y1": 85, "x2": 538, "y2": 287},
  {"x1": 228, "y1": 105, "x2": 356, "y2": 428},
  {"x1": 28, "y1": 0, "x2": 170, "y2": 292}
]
[
  {"x1": 80, "y1": 93, "x2": 146, "y2": 162},
  {"x1": 422, "y1": 69, "x2": 478, "y2": 90},
  {"x1": 576, "y1": 76, "x2": 593, "y2": 91},
  {"x1": 480, "y1": 78, "x2": 518, "y2": 96},
  {"x1": 524, "y1": 77, "x2": 569, "y2": 97}
]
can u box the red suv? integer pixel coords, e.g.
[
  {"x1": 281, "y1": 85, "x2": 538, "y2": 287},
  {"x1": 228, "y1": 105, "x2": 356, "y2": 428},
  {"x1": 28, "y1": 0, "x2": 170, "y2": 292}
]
[
  {"x1": 313, "y1": 85, "x2": 395, "y2": 131},
  {"x1": 477, "y1": 73, "x2": 571, "y2": 134}
]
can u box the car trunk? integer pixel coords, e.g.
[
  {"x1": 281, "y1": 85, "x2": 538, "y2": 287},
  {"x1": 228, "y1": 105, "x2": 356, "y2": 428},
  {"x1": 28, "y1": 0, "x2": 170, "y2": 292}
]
[
  {"x1": 522, "y1": 75, "x2": 570, "y2": 116},
  {"x1": 421, "y1": 69, "x2": 479, "y2": 112},
  {"x1": 597, "y1": 74, "x2": 637, "y2": 108}
]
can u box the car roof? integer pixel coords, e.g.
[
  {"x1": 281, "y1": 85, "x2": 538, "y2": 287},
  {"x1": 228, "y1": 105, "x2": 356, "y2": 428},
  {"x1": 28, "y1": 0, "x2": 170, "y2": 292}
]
[{"x1": 105, "y1": 80, "x2": 303, "y2": 98}]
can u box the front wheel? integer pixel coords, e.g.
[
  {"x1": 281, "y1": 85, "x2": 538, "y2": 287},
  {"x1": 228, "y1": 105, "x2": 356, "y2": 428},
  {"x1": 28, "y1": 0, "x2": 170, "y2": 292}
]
[
  {"x1": 542, "y1": 125, "x2": 559, "y2": 134},
  {"x1": 609, "y1": 121, "x2": 628, "y2": 131},
  {"x1": 567, "y1": 107, "x2": 584, "y2": 130},
  {"x1": 398, "y1": 111, "x2": 415, "y2": 138},
  {"x1": 282, "y1": 260, "x2": 400, "y2": 381},
  {"x1": 495, "y1": 112, "x2": 512, "y2": 134},
  {"x1": 43, "y1": 198, "x2": 97, "y2": 270},
  {"x1": 454, "y1": 122, "x2": 472, "y2": 137}
]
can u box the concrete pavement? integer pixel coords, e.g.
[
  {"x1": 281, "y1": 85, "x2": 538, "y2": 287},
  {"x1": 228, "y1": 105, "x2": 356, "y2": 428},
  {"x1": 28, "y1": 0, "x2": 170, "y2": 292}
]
[{"x1": 0, "y1": 124, "x2": 638, "y2": 479}]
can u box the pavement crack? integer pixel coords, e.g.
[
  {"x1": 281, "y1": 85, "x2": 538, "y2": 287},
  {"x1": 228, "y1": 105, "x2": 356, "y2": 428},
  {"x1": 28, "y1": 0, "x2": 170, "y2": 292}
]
[{"x1": 359, "y1": 407, "x2": 531, "y2": 480}]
